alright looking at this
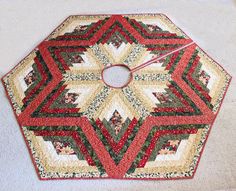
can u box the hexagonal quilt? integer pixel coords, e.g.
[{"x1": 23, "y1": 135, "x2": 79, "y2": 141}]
[{"x1": 1, "y1": 14, "x2": 231, "y2": 180}]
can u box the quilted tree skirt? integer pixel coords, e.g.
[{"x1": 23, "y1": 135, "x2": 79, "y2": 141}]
[{"x1": 1, "y1": 14, "x2": 231, "y2": 180}]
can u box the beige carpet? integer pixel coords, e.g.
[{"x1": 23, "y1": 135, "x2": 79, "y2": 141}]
[{"x1": 0, "y1": 0, "x2": 235, "y2": 190}]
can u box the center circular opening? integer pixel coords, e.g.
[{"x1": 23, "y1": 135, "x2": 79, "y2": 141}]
[{"x1": 102, "y1": 64, "x2": 132, "y2": 88}]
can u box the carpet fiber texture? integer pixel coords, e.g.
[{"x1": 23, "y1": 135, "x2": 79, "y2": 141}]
[{"x1": 1, "y1": 14, "x2": 231, "y2": 180}]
